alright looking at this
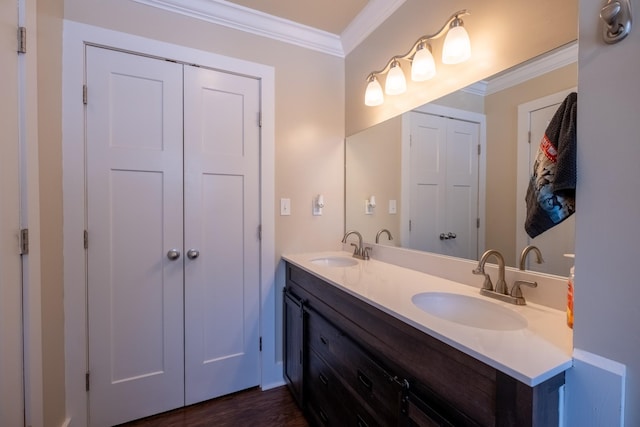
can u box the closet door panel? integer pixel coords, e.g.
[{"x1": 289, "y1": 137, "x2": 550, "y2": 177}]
[
  {"x1": 86, "y1": 46, "x2": 185, "y2": 427},
  {"x1": 183, "y1": 65, "x2": 261, "y2": 405}
]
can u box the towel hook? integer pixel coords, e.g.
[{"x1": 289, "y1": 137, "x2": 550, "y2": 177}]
[{"x1": 600, "y1": 0, "x2": 632, "y2": 44}]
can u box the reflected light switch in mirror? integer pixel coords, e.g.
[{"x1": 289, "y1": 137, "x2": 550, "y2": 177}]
[{"x1": 389, "y1": 200, "x2": 397, "y2": 214}]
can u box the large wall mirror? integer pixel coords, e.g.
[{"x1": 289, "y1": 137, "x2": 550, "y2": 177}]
[{"x1": 346, "y1": 42, "x2": 577, "y2": 277}]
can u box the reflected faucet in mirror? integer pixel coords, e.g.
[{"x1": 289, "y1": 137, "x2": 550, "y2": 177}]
[
  {"x1": 375, "y1": 229, "x2": 393, "y2": 244},
  {"x1": 519, "y1": 245, "x2": 544, "y2": 271}
]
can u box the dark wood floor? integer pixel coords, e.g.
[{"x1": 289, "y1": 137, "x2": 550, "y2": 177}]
[{"x1": 118, "y1": 386, "x2": 309, "y2": 427}]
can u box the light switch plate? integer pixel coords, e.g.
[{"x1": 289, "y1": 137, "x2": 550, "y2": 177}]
[
  {"x1": 389, "y1": 200, "x2": 397, "y2": 214},
  {"x1": 280, "y1": 198, "x2": 291, "y2": 216}
]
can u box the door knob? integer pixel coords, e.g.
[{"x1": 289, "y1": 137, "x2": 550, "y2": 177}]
[
  {"x1": 187, "y1": 249, "x2": 200, "y2": 260},
  {"x1": 167, "y1": 249, "x2": 181, "y2": 260}
]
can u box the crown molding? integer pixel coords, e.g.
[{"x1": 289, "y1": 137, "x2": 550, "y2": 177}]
[
  {"x1": 341, "y1": 0, "x2": 407, "y2": 56},
  {"x1": 132, "y1": 0, "x2": 344, "y2": 56},
  {"x1": 459, "y1": 41, "x2": 578, "y2": 97},
  {"x1": 484, "y1": 42, "x2": 578, "y2": 95}
]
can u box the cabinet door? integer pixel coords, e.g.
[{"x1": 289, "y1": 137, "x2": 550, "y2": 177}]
[
  {"x1": 283, "y1": 289, "x2": 305, "y2": 406},
  {"x1": 402, "y1": 391, "x2": 456, "y2": 427}
]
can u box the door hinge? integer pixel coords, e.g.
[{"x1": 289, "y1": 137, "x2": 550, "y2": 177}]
[
  {"x1": 477, "y1": 218, "x2": 480, "y2": 228},
  {"x1": 19, "y1": 229, "x2": 29, "y2": 255},
  {"x1": 17, "y1": 27, "x2": 26, "y2": 54},
  {"x1": 84, "y1": 230, "x2": 89, "y2": 249},
  {"x1": 528, "y1": 131, "x2": 532, "y2": 144},
  {"x1": 83, "y1": 85, "x2": 88, "y2": 105},
  {"x1": 85, "y1": 372, "x2": 90, "y2": 391},
  {"x1": 478, "y1": 144, "x2": 481, "y2": 156},
  {"x1": 409, "y1": 220, "x2": 412, "y2": 232},
  {"x1": 258, "y1": 112, "x2": 262, "y2": 128},
  {"x1": 259, "y1": 337, "x2": 262, "y2": 352},
  {"x1": 257, "y1": 225, "x2": 262, "y2": 241}
]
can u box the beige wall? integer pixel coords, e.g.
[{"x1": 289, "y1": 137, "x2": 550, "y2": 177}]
[
  {"x1": 31, "y1": 0, "x2": 344, "y2": 422},
  {"x1": 345, "y1": 0, "x2": 578, "y2": 136},
  {"x1": 346, "y1": 116, "x2": 402, "y2": 244},
  {"x1": 484, "y1": 63, "x2": 577, "y2": 265},
  {"x1": 571, "y1": 0, "x2": 640, "y2": 424},
  {"x1": 37, "y1": 0, "x2": 66, "y2": 426},
  {"x1": 63, "y1": 0, "x2": 346, "y2": 260}
]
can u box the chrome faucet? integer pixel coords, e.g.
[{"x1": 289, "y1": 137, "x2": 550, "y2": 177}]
[
  {"x1": 473, "y1": 249, "x2": 538, "y2": 305},
  {"x1": 342, "y1": 230, "x2": 370, "y2": 260},
  {"x1": 519, "y1": 245, "x2": 544, "y2": 271},
  {"x1": 375, "y1": 229, "x2": 393, "y2": 244},
  {"x1": 473, "y1": 249, "x2": 508, "y2": 295}
]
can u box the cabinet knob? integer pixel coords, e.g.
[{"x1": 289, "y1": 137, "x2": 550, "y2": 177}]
[{"x1": 166, "y1": 249, "x2": 181, "y2": 260}]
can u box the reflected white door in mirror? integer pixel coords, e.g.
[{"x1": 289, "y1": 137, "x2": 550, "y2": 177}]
[
  {"x1": 516, "y1": 89, "x2": 577, "y2": 276},
  {"x1": 404, "y1": 111, "x2": 480, "y2": 260}
]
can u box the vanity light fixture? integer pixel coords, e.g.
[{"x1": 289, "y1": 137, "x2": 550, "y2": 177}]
[
  {"x1": 364, "y1": 10, "x2": 471, "y2": 106},
  {"x1": 313, "y1": 194, "x2": 325, "y2": 216},
  {"x1": 365, "y1": 196, "x2": 376, "y2": 215}
]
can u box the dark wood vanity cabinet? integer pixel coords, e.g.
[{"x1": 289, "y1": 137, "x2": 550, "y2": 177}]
[
  {"x1": 283, "y1": 288, "x2": 305, "y2": 407},
  {"x1": 283, "y1": 262, "x2": 565, "y2": 427}
]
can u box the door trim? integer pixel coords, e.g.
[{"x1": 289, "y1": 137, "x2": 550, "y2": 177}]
[
  {"x1": 62, "y1": 21, "x2": 276, "y2": 425},
  {"x1": 400, "y1": 103, "x2": 487, "y2": 257}
]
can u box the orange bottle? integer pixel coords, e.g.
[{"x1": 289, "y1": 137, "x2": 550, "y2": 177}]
[{"x1": 567, "y1": 265, "x2": 574, "y2": 328}]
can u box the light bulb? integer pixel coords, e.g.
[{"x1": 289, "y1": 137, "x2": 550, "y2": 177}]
[
  {"x1": 442, "y1": 20, "x2": 471, "y2": 64},
  {"x1": 364, "y1": 76, "x2": 384, "y2": 106},
  {"x1": 411, "y1": 43, "x2": 436, "y2": 81},
  {"x1": 385, "y1": 61, "x2": 407, "y2": 95}
]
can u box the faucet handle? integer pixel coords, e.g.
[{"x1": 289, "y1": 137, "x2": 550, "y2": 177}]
[
  {"x1": 362, "y1": 246, "x2": 372, "y2": 260},
  {"x1": 511, "y1": 280, "x2": 538, "y2": 298},
  {"x1": 472, "y1": 267, "x2": 493, "y2": 291},
  {"x1": 350, "y1": 243, "x2": 359, "y2": 256}
]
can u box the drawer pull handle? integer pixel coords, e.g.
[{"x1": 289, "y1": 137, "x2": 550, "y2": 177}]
[
  {"x1": 319, "y1": 409, "x2": 329, "y2": 424},
  {"x1": 357, "y1": 370, "x2": 372, "y2": 391},
  {"x1": 356, "y1": 414, "x2": 370, "y2": 427},
  {"x1": 319, "y1": 373, "x2": 328, "y2": 386},
  {"x1": 320, "y1": 335, "x2": 328, "y2": 345}
]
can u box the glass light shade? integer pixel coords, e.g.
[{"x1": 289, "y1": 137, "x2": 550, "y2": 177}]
[
  {"x1": 364, "y1": 77, "x2": 384, "y2": 106},
  {"x1": 385, "y1": 61, "x2": 407, "y2": 95},
  {"x1": 411, "y1": 45, "x2": 436, "y2": 81},
  {"x1": 442, "y1": 24, "x2": 471, "y2": 64}
]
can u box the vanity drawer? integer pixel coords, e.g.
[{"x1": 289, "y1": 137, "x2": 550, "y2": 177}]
[
  {"x1": 307, "y1": 308, "x2": 402, "y2": 422},
  {"x1": 307, "y1": 349, "x2": 390, "y2": 427}
]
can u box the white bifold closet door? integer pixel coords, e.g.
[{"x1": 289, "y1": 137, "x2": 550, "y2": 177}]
[
  {"x1": 86, "y1": 46, "x2": 260, "y2": 427},
  {"x1": 408, "y1": 111, "x2": 479, "y2": 260}
]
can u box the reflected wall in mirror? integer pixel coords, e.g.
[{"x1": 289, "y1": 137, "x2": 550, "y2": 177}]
[{"x1": 346, "y1": 43, "x2": 578, "y2": 276}]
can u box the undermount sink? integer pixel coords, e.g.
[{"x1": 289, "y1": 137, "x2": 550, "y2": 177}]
[
  {"x1": 310, "y1": 256, "x2": 359, "y2": 268},
  {"x1": 411, "y1": 292, "x2": 528, "y2": 331}
]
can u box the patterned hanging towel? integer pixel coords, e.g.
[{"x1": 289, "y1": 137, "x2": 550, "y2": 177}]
[{"x1": 525, "y1": 92, "x2": 577, "y2": 238}]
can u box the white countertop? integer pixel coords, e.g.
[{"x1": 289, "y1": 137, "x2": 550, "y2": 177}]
[{"x1": 283, "y1": 251, "x2": 573, "y2": 387}]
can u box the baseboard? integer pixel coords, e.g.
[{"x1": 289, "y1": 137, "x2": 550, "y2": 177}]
[{"x1": 566, "y1": 348, "x2": 626, "y2": 427}]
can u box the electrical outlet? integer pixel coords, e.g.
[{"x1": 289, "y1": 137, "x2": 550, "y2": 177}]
[{"x1": 389, "y1": 200, "x2": 397, "y2": 214}]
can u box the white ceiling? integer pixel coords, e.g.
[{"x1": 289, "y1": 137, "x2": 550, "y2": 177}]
[{"x1": 131, "y1": 0, "x2": 407, "y2": 56}]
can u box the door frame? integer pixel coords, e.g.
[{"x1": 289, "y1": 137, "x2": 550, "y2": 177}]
[
  {"x1": 62, "y1": 21, "x2": 276, "y2": 425},
  {"x1": 400, "y1": 103, "x2": 486, "y2": 257}
]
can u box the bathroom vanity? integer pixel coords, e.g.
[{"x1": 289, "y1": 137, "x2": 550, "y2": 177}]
[{"x1": 282, "y1": 252, "x2": 572, "y2": 426}]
